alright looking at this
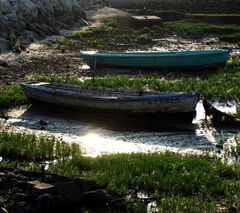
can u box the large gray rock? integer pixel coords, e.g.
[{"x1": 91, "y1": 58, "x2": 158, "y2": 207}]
[
  {"x1": 0, "y1": 0, "x2": 93, "y2": 52},
  {"x1": 0, "y1": 0, "x2": 11, "y2": 14},
  {"x1": 0, "y1": 38, "x2": 11, "y2": 52}
]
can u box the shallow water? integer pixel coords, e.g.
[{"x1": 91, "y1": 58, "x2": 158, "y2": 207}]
[{"x1": 0, "y1": 99, "x2": 239, "y2": 157}]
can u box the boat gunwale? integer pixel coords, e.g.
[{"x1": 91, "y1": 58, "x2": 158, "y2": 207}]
[
  {"x1": 21, "y1": 81, "x2": 200, "y2": 102},
  {"x1": 80, "y1": 49, "x2": 230, "y2": 58}
]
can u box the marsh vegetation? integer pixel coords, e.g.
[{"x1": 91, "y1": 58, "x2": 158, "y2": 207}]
[
  {"x1": 0, "y1": 131, "x2": 81, "y2": 161},
  {"x1": 1, "y1": 55, "x2": 240, "y2": 116},
  {"x1": 1, "y1": 10, "x2": 240, "y2": 212},
  {"x1": 1, "y1": 130, "x2": 240, "y2": 212}
]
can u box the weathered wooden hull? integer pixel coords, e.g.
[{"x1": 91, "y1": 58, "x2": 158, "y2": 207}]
[
  {"x1": 80, "y1": 49, "x2": 230, "y2": 70},
  {"x1": 21, "y1": 82, "x2": 199, "y2": 116}
]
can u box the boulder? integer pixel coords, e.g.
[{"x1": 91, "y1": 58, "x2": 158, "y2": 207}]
[
  {"x1": 0, "y1": 0, "x2": 11, "y2": 14},
  {"x1": 19, "y1": 30, "x2": 40, "y2": 45},
  {"x1": 55, "y1": 181, "x2": 84, "y2": 203},
  {"x1": 84, "y1": 189, "x2": 111, "y2": 207},
  {"x1": 0, "y1": 38, "x2": 11, "y2": 52}
]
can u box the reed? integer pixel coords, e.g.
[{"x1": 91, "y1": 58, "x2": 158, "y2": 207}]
[
  {"x1": 1, "y1": 131, "x2": 240, "y2": 212},
  {"x1": 81, "y1": 69, "x2": 240, "y2": 99},
  {"x1": 47, "y1": 37, "x2": 75, "y2": 46},
  {"x1": 115, "y1": 34, "x2": 153, "y2": 43},
  {"x1": 48, "y1": 20, "x2": 117, "y2": 46},
  {"x1": 1, "y1": 56, "x2": 240, "y2": 109},
  {"x1": 0, "y1": 131, "x2": 81, "y2": 161},
  {"x1": 33, "y1": 57, "x2": 240, "y2": 99},
  {"x1": 0, "y1": 85, "x2": 28, "y2": 109}
]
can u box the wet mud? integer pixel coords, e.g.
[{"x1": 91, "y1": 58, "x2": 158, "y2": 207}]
[{"x1": 1, "y1": 99, "x2": 239, "y2": 157}]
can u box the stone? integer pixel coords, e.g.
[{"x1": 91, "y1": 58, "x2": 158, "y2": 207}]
[
  {"x1": 0, "y1": 38, "x2": 11, "y2": 52},
  {"x1": 19, "y1": 30, "x2": 40, "y2": 45},
  {"x1": 36, "y1": 193, "x2": 69, "y2": 213},
  {"x1": 39, "y1": 120, "x2": 48, "y2": 125},
  {"x1": 0, "y1": 0, "x2": 11, "y2": 14},
  {"x1": 8, "y1": 201, "x2": 27, "y2": 213},
  {"x1": 84, "y1": 189, "x2": 111, "y2": 207},
  {"x1": 28, "y1": 180, "x2": 56, "y2": 194},
  {"x1": 55, "y1": 182, "x2": 84, "y2": 203},
  {"x1": 36, "y1": 193, "x2": 50, "y2": 212},
  {"x1": 81, "y1": 179, "x2": 101, "y2": 192},
  {"x1": 15, "y1": 181, "x2": 28, "y2": 190},
  {"x1": 12, "y1": 193, "x2": 30, "y2": 202},
  {"x1": 9, "y1": 187, "x2": 20, "y2": 195},
  {"x1": 0, "y1": 60, "x2": 8, "y2": 67}
]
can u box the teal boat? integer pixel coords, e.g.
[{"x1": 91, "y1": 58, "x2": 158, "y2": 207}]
[{"x1": 80, "y1": 49, "x2": 230, "y2": 70}]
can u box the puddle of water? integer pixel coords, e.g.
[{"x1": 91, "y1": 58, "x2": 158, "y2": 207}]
[{"x1": 0, "y1": 99, "x2": 239, "y2": 157}]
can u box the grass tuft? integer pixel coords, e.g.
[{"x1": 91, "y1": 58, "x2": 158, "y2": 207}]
[
  {"x1": 32, "y1": 56, "x2": 240, "y2": 100},
  {"x1": 48, "y1": 152, "x2": 240, "y2": 212},
  {"x1": 0, "y1": 85, "x2": 28, "y2": 109},
  {"x1": 0, "y1": 131, "x2": 81, "y2": 161}
]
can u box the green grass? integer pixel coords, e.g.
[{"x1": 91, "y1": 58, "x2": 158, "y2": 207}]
[
  {"x1": 47, "y1": 20, "x2": 117, "y2": 46},
  {"x1": 0, "y1": 131, "x2": 81, "y2": 161},
  {"x1": 86, "y1": 39, "x2": 104, "y2": 49},
  {"x1": 164, "y1": 21, "x2": 240, "y2": 35},
  {"x1": 48, "y1": 152, "x2": 240, "y2": 212},
  {"x1": 115, "y1": 34, "x2": 133, "y2": 42},
  {"x1": 51, "y1": 58, "x2": 240, "y2": 98},
  {"x1": 115, "y1": 33, "x2": 153, "y2": 43},
  {"x1": 33, "y1": 56, "x2": 240, "y2": 99},
  {"x1": 1, "y1": 56, "x2": 240, "y2": 109},
  {"x1": 0, "y1": 85, "x2": 28, "y2": 109},
  {"x1": 47, "y1": 37, "x2": 75, "y2": 46},
  {"x1": 1, "y1": 131, "x2": 240, "y2": 212}
]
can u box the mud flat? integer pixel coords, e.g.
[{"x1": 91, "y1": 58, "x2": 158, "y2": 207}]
[{"x1": 1, "y1": 99, "x2": 239, "y2": 158}]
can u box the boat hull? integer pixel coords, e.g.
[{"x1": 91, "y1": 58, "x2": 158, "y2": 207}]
[
  {"x1": 27, "y1": 97, "x2": 197, "y2": 124},
  {"x1": 80, "y1": 49, "x2": 230, "y2": 70},
  {"x1": 21, "y1": 82, "x2": 199, "y2": 116}
]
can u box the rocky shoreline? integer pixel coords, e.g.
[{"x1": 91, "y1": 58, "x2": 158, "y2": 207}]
[
  {"x1": 0, "y1": 0, "x2": 92, "y2": 53},
  {"x1": 1, "y1": 0, "x2": 240, "y2": 53},
  {"x1": 0, "y1": 167, "x2": 120, "y2": 213}
]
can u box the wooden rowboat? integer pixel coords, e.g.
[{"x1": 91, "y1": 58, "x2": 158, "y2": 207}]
[
  {"x1": 80, "y1": 49, "x2": 230, "y2": 70},
  {"x1": 21, "y1": 81, "x2": 199, "y2": 121}
]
